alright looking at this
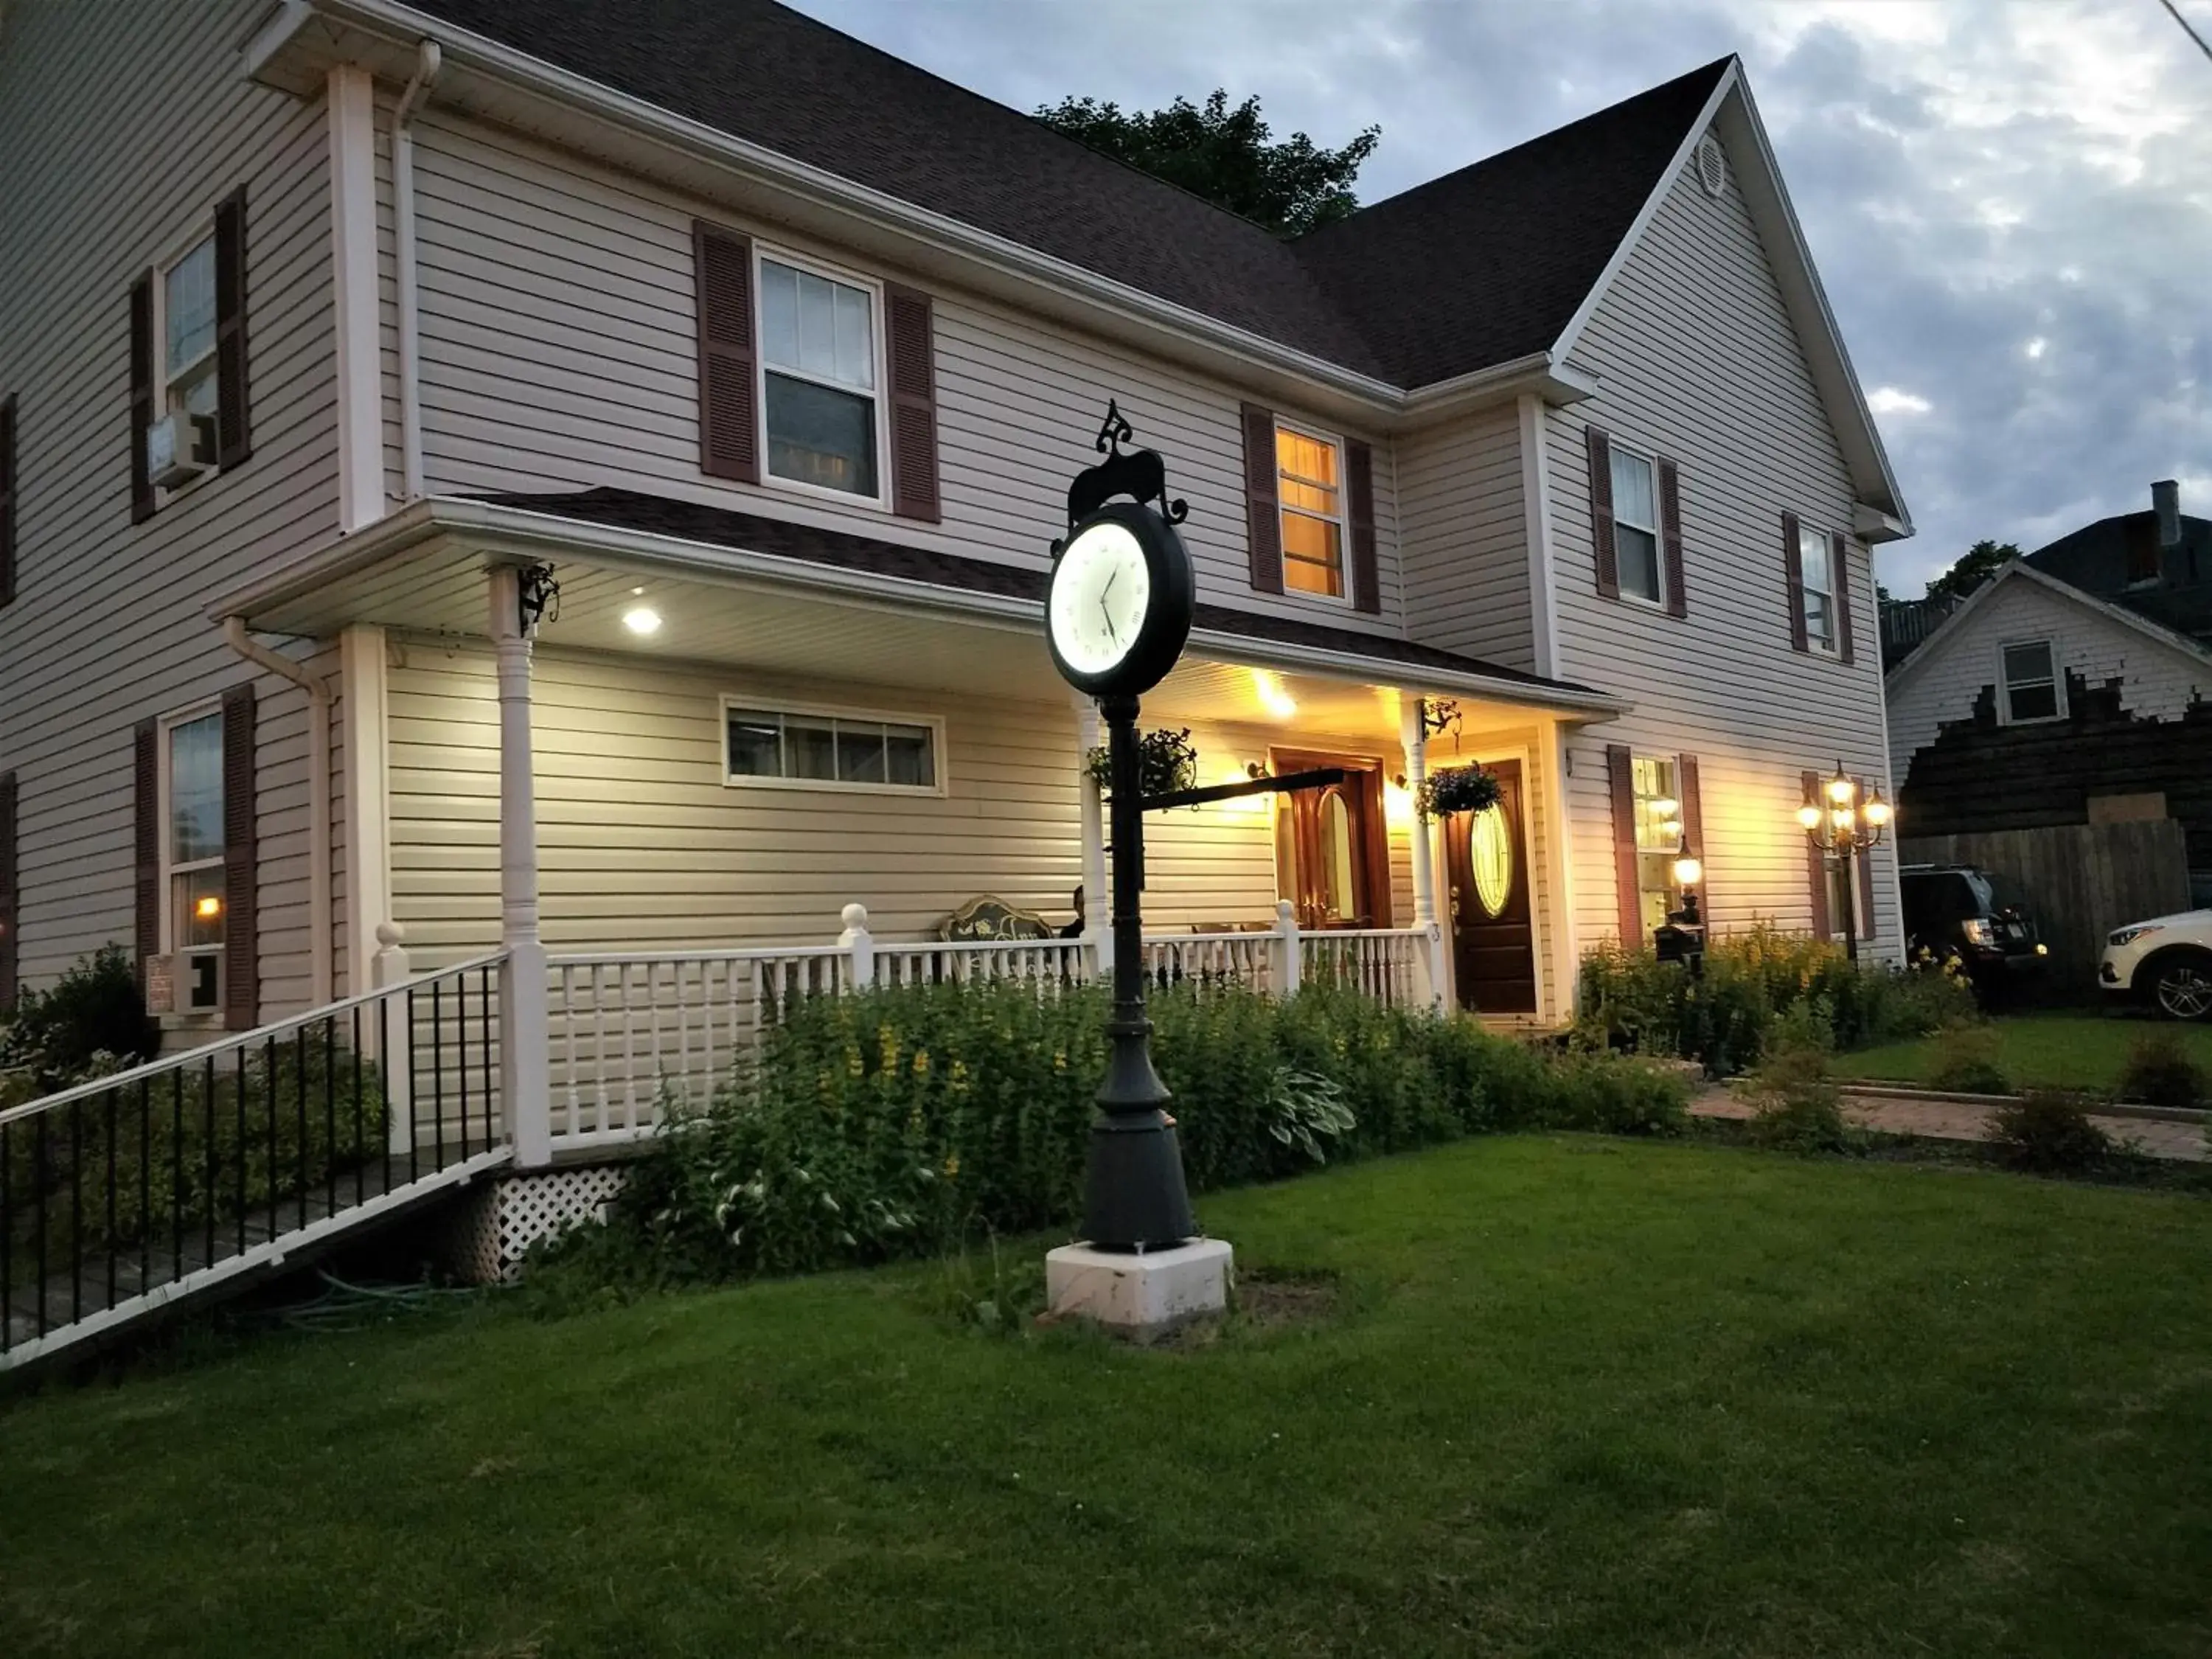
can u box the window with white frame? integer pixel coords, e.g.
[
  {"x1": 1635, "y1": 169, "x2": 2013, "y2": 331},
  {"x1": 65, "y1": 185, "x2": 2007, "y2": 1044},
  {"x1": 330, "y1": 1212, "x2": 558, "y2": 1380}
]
[
  {"x1": 165, "y1": 709, "x2": 226, "y2": 1012},
  {"x1": 1630, "y1": 754, "x2": 1684, "y2": 936},
  {"x1": 758, "y1": 253, "x2": 880, "y2": 499},
  {"x1": 1275, "y1": 422, "x2": 1347, "y2": 599},
  {"x1": 2000, "y1": 638, "x2": 2061, "y2": 722},
  {"x1": 1610, "y1": 448, "x2": 1663, "y2": 605},
  {"x1": 723, "y1": 698, "x2": 942, "y2": 793},
  {"x1": 157, "y1": 230, "x2": 220, "y2": 473},
  {"x1": 1799, "y1": 521, "x2": 1838, "y2": 651}
]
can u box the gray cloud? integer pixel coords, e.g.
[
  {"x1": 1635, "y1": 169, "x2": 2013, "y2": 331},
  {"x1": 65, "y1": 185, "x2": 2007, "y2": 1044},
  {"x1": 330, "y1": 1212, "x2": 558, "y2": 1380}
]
[{"x1": 796, "y1": 0, "x2": 2212, "y2": 593}]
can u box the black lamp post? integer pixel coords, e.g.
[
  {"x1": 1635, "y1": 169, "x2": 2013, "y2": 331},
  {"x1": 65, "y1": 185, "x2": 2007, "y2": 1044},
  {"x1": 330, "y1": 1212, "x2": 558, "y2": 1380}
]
[{"x1": 1796, "y1": 762, "x2": 1893, "y2": 962}]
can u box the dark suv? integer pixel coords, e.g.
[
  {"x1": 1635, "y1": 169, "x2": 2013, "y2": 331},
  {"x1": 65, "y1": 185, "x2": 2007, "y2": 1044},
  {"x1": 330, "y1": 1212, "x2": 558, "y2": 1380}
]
[{"x1": 1899, "y1": 863, "x2": 2048, "y2": 998}]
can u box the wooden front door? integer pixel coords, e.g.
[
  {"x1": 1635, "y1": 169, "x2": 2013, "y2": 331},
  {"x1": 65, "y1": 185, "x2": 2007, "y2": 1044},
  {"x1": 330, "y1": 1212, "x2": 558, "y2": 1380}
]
[
  {"x1": 1273, "y1": 749, "x2": 1390, "y2": 931},
  {"x1": 1444, "y1": 757, "x2": 1537, "y2": 1012}
]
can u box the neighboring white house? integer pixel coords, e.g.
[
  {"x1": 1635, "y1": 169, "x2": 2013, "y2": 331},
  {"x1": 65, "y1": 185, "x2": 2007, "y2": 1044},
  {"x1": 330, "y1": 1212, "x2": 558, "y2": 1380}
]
[{"x1": 0, "y1": 0, "x2": 1916, "y2": 1043}]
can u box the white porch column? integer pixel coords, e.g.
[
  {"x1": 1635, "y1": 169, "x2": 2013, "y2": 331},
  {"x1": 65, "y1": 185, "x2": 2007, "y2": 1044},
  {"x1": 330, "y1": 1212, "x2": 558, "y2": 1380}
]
[
  {"x1": 490, "y1": 565, "x2": 551, "y2": 1168},
  {"x1": 373, "y1": 922, "x2": 416, "y2": 1155},
  {"x1": 1399, "y1": 698, "x2": 1450, "y2": 1012},
  {"x1": 1073, "y1": 691, "x2": 1112, "y2": 974}
]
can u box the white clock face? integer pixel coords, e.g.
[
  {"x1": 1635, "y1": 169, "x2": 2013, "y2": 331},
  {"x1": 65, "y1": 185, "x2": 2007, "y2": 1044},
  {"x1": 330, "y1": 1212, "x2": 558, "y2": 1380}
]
[{"x1": 1049, "y1": 520, "x2": 1152, "y2": 676}]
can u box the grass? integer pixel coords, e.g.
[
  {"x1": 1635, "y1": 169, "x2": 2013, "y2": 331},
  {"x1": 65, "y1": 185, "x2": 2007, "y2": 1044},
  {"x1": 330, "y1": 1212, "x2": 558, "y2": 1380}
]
[
  {"x1": 1837, "y1": 1011, "x2": 2212, "y2": 1094},
  {"x1": 4, "y1": 1136, "x2": 2211, "y2": 1658}
]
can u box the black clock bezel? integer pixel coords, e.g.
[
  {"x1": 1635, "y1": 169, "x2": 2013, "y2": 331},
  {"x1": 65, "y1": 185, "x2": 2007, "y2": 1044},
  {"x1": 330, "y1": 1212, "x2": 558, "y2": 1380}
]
[{"x1": 1045, "y1": 500, "x2": 1197, "y2": 698}]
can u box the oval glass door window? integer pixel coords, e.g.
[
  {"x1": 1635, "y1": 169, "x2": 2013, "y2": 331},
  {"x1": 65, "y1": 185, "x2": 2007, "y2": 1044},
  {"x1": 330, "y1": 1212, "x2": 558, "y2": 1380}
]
[
  {"x1": 1321, "y1": 790, "x2": 1356, "y2": 922},
  {"x1": 1468, "y1": 804, "x2": 1512, "y2": 917}
]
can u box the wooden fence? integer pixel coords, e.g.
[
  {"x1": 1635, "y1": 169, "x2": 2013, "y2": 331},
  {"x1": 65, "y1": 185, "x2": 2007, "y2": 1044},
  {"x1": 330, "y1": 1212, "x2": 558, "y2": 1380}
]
[{"x1": 1899, "y1": 820, "x2": 2191, "y2": 998}]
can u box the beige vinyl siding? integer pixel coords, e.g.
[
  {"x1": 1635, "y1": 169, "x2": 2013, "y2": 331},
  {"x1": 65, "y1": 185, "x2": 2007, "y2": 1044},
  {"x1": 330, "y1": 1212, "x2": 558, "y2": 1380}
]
[
  {"x1": 1888, "y1": 580, "x2": 2212, "y2": 768},
  {"x1": 1399, "y1": 405, "x2": 1536, "y2": 671},
  {"x1": 1548, "y1": 141, "x2": 1900, "y2": 954},
  {"x1": 0, "y1": 0, "x2": 340, "y2": 1009},
  {"x1": 404, "y1": 111, "x2": 1405, "y2": 633},
  {"x1": 383, "y1": 644, "x2": 1416, "y2": 962}
]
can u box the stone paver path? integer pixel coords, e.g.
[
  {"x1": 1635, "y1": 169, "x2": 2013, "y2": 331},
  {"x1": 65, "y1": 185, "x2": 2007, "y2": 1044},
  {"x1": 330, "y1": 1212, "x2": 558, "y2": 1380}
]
[{"x1": 1691, "y1": 1088, "x2": 2207, "y2": 1162}]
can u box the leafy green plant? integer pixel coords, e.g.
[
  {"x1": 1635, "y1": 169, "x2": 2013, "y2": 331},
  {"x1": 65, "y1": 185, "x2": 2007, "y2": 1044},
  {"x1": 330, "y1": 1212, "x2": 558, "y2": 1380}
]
[
  {"x1": 1414, "y1": 765, "x2": 1500, "y2": 821},
  {"x1": 1927, "y1": 1023, "x2": 2011, "y2": 1096},
  {"x1": 2115, "y1": 1028, "x2": 2207, "y2": 1109},
  {"x1": 1085, "y1": 727, "x2": 1197, "y2": 800},
  {"x1": 1986, "y1": 1091, "x2": 2111, "y2": 1174},
  {"x1": 1262, "y1": 1066, "x2": 1355, "y2": 1163},
  {"x1": 1733, "y1": 1001, "x2": 1857, "y2": 1154},
  {"x1": 0, "y1": 945, "x2": 160, "y2": 1091}
]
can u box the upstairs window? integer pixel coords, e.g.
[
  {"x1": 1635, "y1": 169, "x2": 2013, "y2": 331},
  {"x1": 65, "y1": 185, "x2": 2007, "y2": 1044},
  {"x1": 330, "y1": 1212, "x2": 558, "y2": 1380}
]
[
  {"x1": 2000, "y1": 638, "x2": 2061, "y2": 722},
  {"x1": 759, "y1": 254, "x2": 880, "y2": 499},
  {"x1": 1275, "y1": 424, "x2": 1346, "y2": 599},
  {"x1": 1799, "y1": 521, "x2": 1837, "y2": 651},
  {"x1": 1610, "y1": 448, "x2": 1663, "y2": 606}
]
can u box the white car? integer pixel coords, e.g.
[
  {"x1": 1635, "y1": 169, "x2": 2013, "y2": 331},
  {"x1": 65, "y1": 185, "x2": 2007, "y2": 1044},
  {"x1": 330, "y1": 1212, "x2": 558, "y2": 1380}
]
[{"x1": 2101, "y1": 909, "x2": 2212, "y2": 1021}]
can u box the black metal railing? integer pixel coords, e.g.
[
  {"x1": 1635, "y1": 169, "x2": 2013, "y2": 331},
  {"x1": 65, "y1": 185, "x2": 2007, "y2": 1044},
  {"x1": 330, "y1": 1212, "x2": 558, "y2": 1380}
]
[{"x1": 1, "y1": 953, "x2": 507, "y2": 1363}]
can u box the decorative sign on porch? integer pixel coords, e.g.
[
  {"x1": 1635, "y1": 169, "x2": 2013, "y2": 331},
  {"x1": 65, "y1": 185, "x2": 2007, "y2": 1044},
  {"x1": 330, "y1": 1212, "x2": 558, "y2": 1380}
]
[{"x1": 1041, "y1": 402, "x2": 1214, "y2": 1316}]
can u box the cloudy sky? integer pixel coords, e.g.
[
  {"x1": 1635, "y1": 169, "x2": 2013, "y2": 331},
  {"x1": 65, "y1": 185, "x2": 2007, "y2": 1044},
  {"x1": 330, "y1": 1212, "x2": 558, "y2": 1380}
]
[{"x1": 794, "y1": 0, "x2": 2211, "y2": 595}]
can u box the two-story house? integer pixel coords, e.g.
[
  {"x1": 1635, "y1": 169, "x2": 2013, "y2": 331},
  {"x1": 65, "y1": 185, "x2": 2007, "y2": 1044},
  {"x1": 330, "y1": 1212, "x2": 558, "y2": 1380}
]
[{"x1": 0, "y1": 0, "x2": 1912, "y2": 1048}]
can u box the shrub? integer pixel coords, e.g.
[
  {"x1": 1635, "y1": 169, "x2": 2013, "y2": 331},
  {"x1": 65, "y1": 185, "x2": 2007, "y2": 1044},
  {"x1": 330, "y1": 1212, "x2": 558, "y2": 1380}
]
[
  {"x1": 573, "y1": 978, "x2": 1688, "y2": 1284},
  {"x1": 1733, "y1": 999, "x2": 1857, "y2": 1153},
  {"x1": 2115, "y1": 1029, "x2": 2207, "y2": 1109},
  {"x1": 0, "y1": 945, "x2": 161, "y2": 1091},
  {"x1": 1986, "y1": 1091, "x2": 2111, "y2": 1174},
  {"x1": 1927, "y1": 1023, "x2": 2011, "y2": 1096}
]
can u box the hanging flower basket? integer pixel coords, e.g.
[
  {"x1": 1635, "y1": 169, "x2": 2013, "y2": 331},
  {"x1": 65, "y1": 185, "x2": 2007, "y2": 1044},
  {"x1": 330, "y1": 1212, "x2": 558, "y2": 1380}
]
[
  {"x1": 1086, "y1": 726, "x2": 1199, "y2": 801},
  {"x1": 1416, "y1": 765, "x2": 1500, "y2": 821}
]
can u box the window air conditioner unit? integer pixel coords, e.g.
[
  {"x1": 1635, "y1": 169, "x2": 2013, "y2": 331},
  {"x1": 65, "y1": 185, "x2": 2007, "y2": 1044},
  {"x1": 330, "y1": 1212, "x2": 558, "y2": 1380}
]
[{"x1": 147, "y1": 411, "x2": 208, "y2": 489}]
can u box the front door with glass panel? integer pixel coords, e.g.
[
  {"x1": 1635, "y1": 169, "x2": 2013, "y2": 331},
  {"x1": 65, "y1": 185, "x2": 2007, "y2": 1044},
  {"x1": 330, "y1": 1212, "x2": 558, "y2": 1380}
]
[
  {"x1": 1444, "y1": 757, "x2": 1537, "y2": 1013},
  {"x1": 1273, "y1": 749, "x2": 1388, "y2": 931}
]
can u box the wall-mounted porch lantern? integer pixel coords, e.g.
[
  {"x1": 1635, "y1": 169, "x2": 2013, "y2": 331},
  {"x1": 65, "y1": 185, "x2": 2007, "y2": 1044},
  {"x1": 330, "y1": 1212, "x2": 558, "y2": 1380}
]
[{"x1": 1796, "y1": 762, "x2": 1891, "y2": 964}]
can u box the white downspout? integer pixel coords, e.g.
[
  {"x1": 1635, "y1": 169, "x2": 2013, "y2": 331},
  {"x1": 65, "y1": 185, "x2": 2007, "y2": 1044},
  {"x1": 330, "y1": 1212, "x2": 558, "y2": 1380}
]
[
  {"x1": 392, "y1": 38, "x2": 442, "y2": 500},
  {"x1": 223, "y1": 617, "x2": 334, "y2": 1007}
]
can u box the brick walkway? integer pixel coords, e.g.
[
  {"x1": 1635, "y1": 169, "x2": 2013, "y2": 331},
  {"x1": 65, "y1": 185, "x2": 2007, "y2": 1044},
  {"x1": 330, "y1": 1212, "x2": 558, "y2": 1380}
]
[{"x1": 1691, "y1": 1088, "x2": 2208, "y2": 1163}]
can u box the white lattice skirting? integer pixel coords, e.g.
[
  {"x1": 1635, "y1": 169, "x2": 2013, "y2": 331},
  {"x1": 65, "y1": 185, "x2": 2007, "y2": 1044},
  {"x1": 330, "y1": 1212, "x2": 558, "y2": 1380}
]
[{"x1": 448, "y1": 1164, "x2": 631, "y2": 1283}]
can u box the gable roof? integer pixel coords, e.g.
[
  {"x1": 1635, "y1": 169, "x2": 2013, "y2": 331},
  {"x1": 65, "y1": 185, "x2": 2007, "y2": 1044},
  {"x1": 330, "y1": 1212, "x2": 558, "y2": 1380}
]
[
  {"x1": 2025, "y1": 509, "x2": 2212, "y2": 645},
  {"x1": 1885, "y1": 558, "x2": 2212, "y2": 691}
]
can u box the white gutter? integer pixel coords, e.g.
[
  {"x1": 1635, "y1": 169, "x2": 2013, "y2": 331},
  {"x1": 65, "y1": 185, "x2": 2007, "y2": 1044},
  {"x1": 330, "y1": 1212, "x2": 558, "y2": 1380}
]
[
  {"x1": 392, "y1": 38, "x2": 442, "y2": 500},
  {"x1": 222, "y1": 619, "x2": 335, "y2": 1006}
]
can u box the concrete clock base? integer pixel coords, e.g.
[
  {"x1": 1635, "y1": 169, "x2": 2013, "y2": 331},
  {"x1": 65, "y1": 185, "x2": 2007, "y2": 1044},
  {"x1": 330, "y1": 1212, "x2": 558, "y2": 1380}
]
[{"x1": 1045, "y1": 1237, "x2": 1233, "y2": 1340}]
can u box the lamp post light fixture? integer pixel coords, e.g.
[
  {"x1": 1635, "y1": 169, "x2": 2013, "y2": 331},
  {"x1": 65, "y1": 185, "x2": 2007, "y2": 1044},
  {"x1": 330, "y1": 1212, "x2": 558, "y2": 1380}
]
[{"x1": 1796, "y1": 761, "x2": 1891, "y2": 963}]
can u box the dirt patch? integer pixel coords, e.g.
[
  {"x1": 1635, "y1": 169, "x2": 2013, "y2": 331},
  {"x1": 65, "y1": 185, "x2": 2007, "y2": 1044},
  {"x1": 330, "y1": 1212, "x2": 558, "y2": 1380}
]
[{"x1": 1234, "y1": 1270, "x2": 1341, "y2": 1329}]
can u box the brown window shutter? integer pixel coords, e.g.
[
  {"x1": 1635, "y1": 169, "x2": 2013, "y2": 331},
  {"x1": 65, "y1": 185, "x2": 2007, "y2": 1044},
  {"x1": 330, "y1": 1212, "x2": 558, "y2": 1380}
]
[
  {"x1": 1607, "y1": 743, "x2": 1642, "y2": 945},
  {"x1": 1240, "y1": 403, "x2": 1282, "y2": 594},
  {"x1": 1586, "y1": 425, "x2": 1618, "y2": 599},
  {"x1": 222, "y1": 683, "x2": 258, "y2": 1029},
  {"x1": 215, "y1": 185, "x2": 251, "y2": 471},
  {"x1": 1832, "y1": 531, "x2": 1856, "y2": 665},
  {"x1": 1801, "y1": 770, "x2": 1832, "y2": 939},
  {"x1": 1346, "y1": 439, "x2": 1380, "y2": 613},
  {"x1": 884, "y1": 282, "x2": 941, "y2": 523},
  {"x1": 1782, "y1": 511, "x2": 1808, "y2": 653},
  {"x1": 129, "y1": 274, "x2": 155, "y2": 524},
  {"x1": 134, "y1": 718, "x2": 160, "y2": 977},
  {"x1": 0, "y1": 393, "x2": 16, "y2": 608},
  {"x1": 1658, "y1": 457, "x2": 1686, "y2": 617},
  {"x1": 0, "y1": 770, "x2": 16, "y2": 1012},
  {"x1": 692, "y1": 222, "x2": 759, "y2": 484},
  {"x1": 1677, "y1": 753, "x2": 1705, "y2": 911}
]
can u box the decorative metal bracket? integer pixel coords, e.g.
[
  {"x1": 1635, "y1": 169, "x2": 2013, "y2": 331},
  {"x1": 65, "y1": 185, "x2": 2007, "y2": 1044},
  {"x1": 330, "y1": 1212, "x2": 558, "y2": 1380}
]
[
  {"x1": 516, "y1": 563, "x2": 560, "y2": 633},
  {"x1": 1052, "y1": 398, "x2": 1189, "y2": 552},
  {"x1": 1420, "y1": 698, "x2": 1463, "y2": 741}
]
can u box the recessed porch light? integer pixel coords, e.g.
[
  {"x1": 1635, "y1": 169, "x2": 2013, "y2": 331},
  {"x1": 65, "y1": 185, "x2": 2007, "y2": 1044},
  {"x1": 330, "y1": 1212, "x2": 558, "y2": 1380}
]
[
  {"x1": 622, "y1": 605, "x2": 662, "y2": 637},
  {"x1": 1251, "y1": 668, "x2": 1297, "y2": 720}
]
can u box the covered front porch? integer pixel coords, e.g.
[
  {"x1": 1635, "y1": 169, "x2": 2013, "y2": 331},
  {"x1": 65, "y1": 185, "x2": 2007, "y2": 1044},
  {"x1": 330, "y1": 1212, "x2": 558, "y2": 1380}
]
[{"x1": 218, "y1": 492, "x2": 1621, "y2": 1159}]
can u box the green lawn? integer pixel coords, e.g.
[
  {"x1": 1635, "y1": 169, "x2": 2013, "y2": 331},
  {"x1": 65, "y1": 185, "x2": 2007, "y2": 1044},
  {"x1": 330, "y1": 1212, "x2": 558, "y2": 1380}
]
[
  {"x1": 4, "y1": 1138, "x2": 2211, "y2": 1658},
  {"x1": 1837, "y1": 1012, "x2": 2212, "y2": 1094}
]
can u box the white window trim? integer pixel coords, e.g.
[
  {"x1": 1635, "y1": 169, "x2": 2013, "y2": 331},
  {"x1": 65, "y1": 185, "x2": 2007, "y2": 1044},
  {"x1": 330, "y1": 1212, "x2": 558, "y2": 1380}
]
[
  {"x1": 1271, "y1": 417, "x2": 1354, "y2": 610},
  {"x1": 1798, "y1": 519, "x2": 1840, "y2": 655},
  {"x1": 719, "y1": 694, "x2": 948, "y2": 799},
  {"x1": 1996, "y1": 633, "x2": 2066, "y2": 725},
  {"x1": 149, "y1": 221, "x2": 220, "y2": 501},
  {"x1": 752, "y1": 242, "x2": 893, "y2": 514},
  {"x1": 1609, "y1": 444, "x2": 1667, "y2": 612},
  {"x1": 158, "y1": 701, "x2": 226, "y2": 1018}
]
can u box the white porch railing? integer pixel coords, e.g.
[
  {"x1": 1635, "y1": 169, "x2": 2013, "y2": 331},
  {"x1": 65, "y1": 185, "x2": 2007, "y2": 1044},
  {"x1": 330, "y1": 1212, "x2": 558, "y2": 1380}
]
[{"x1": 537, "y1": 901, "x2": 1436, "y2": 1153}]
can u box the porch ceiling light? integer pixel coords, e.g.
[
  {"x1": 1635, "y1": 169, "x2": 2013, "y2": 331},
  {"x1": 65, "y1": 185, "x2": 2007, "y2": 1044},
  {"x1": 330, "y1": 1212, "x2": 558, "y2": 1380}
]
[
  {"x1": 622, "y1": 605, "x2": 663, "y2": 637},
  {"x1": 1251, "y1": 668, "x2": 1297, "y2": 720}
]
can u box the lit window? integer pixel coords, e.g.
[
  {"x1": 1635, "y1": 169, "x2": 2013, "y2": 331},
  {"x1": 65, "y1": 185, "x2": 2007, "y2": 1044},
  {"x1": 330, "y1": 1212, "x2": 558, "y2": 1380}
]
[
  {"x1": 1631, "y1": 754, "x2": 1683, "y2": 936},
  {"x1": 2001, "y1": 639, "x2": 2060, "y2": 722},
  {"x1": 159, "y1": 233, "x2": 220, "y2": 471},
  {"x1": 759, "y1": 256, "x2": 878, "y2": 498},
  {"x1": 1610, "y1": 449, "x2": 1663, "y2": 605},
  {"x1": 167, "y1": 711, "x2": 225, "y2": 1011},
  {"x1": 724, "y1": 698, "x2": 940, "y2": 794},
  {"x1": 1275, "y1": 424, "x2": 1346, "y2": 599},
  {"x1": 1800, "y1": 522, "x2": 1837, "y2": 651}
]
